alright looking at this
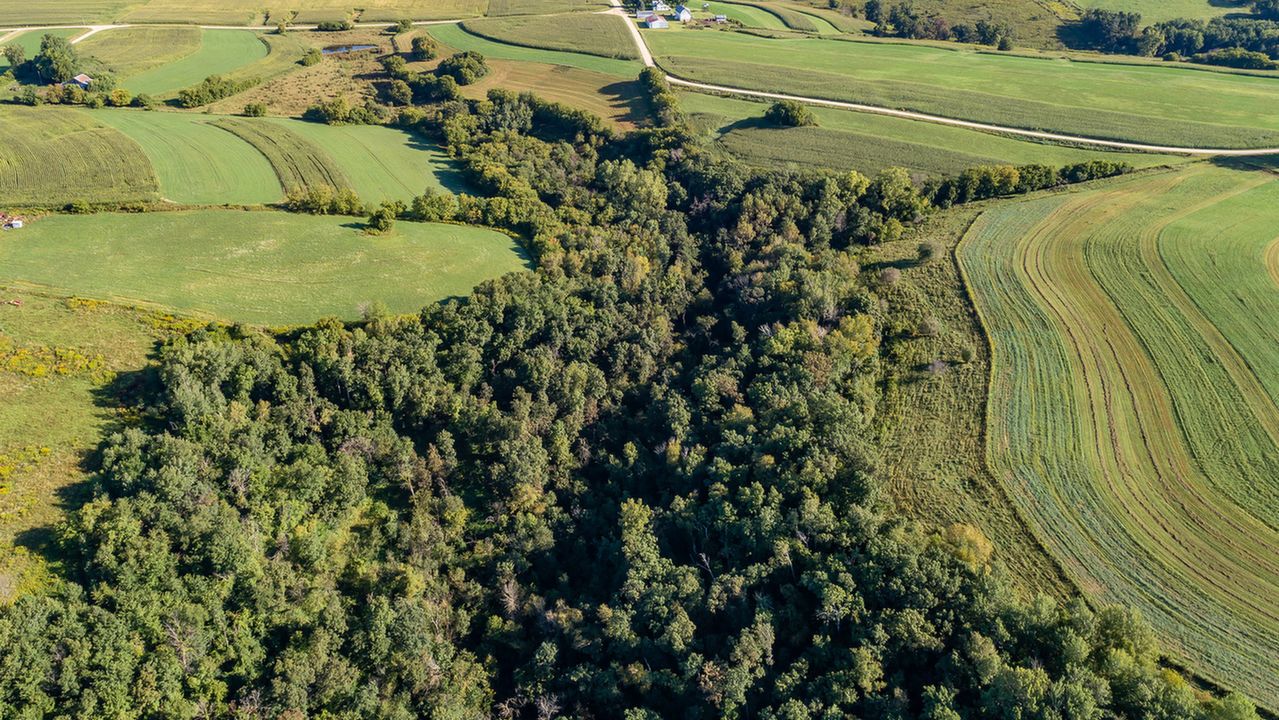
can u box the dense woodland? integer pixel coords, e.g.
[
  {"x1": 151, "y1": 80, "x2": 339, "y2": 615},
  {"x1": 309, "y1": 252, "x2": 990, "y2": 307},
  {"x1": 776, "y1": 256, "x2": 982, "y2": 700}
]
[{"x1": 0, "y1": 61, "x2": 1264, "y2": 720}]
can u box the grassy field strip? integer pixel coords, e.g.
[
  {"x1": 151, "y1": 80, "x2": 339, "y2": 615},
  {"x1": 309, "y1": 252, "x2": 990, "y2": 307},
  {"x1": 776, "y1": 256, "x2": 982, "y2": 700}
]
[
  {"x1": 1266, "y1": 235, "x2": 1279, "y2": 288},
  {"x1": 75, "y1": 25, "x2": 201, "y2": 78},
  {"x1": 428, "y1": 22, "x2": 641, "y2": 76},
  {"x1": 643, "y1": 29, "x2": 1279, "y2": 148},
  {"x1": 92, "y1": 110, "x2": 281, "y2": 204},
  {"x1": 0, "y1": 211, "x2": 528, "y2": 325},
  {"x1": 679, "y1": 91, "x2": 1189, "y2": 176},
  {"x1": 460, "y1": 13, "x2": 640, "y2": 60},
  {"x1": 263, "y1": 118, "x2": 465, "y2": 201},
  {"x1": 0, "y1": 1, "x2": 134, "y2": 25},
  {"x1": 0, "y1": 106, "x2": 158, "y2": 206},
  {"x1": 121, "y1": 29, "x2": 266, "y2": 96},
  {"x1": 703, "y1": 1, "x2": 788, "y2": 29},
  {"x1": 959, "y1": 167, "x2": 1279, "y2": 708},
  {"x1": 1075, "y1": 0, "x2": 1230, "y2": 23},
  {"x1": 213, "y1": 117, "x2": 350, "y2": 193}
]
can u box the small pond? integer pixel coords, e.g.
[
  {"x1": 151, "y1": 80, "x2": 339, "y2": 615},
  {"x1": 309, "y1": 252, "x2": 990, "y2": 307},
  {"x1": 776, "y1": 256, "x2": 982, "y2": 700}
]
[{"x1": 322, "y1": 44, "x2": 379, "y2": 55}]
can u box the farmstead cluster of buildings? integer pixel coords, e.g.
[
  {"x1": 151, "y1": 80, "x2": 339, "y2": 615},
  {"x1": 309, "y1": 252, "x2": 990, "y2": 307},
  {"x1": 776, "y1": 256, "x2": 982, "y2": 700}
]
[{"x1": 636, "y1": 1, "x2": 725, "y2": 28}]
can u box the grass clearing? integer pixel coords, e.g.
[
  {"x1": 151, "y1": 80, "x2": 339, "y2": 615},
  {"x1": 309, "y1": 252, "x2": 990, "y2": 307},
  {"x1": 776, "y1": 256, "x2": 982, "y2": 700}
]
[
  {"x1": 93, "y1": 110, "x2": 282, "y2": 204},
  {"x1": 427, "y1": 22, "x2": 641, "y2": 76},
  {"x1": 461, "y1": 13, "x2": 639, "y2": 60},
  {"x1": 76, "y1": 26, "x2": 201, "y2": 79},
  {"x1": 957, "y1": 164, "x2": 1279, "y2": 710},
  {"x1": 645, "y1": 29, "x2": 1279, "y2": 148},
  {"x1": 121, "y1": 29, "x2": 268, "y2": 97},
  {"x1": 0, "y1": 1, "x2": 131, "y2": 25},
  {"x1": 703, "y1": 1, "x2": 789, "y2": 28},
  {"x1": 0, "y1": 210, "x2": 529, "y2": 325},
  {"x1": 0, "y1": 292, "x2": 160, "y2": 604},
  {"x1": 0, "y1": 106, "x2": 158, "y2": 206},
  {"x1": 486, "y1": 0, "x2": 607, "y2": 14},
  {"x1": 680, "y1": 91, "x2": 1188, "y2": 176}
]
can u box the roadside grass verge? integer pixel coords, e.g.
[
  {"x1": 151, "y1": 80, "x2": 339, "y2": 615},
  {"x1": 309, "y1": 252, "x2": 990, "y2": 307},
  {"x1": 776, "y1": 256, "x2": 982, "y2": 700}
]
[
  {"x1": 0, "y1": 210, "x2": 530, "y2": 325},
  {"x1": 0, "y1": 105, "x2": 158, "y2": 207},
  {"x1": 957, "y1": 165, "x2": 1279, "y2": 711},
  {"x1": 644, "y1": 29, "x2": 1279, "y2": 148},
  {"x1": 461, "y1": 13, "x2": 640, "y2": 60}
]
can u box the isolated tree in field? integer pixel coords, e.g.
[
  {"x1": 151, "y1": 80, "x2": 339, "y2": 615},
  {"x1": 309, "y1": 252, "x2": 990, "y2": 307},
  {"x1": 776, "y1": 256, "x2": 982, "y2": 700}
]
[
  {"x1": 765, "y1": 99, "x2": 817, "y2": 127},
  {"x1": 243, "y1": 102, "x2": 266, "y2": 116},
  {"x1": 32, "y1": 33, "x2": 78, "y2": 83},
  {"x1": 300, "y1": 48, "x2": 322, "y2": 66},
  {"x1": 411, "y1": 35, "x2": 438, "y2": 61},
  {"x1": 2, "y1": 44, "x2": 24, "y2": 69},
  {"x1": 917, "y1": 240, "x2": 941, "y2": 263},
  {"x1": 394, "y1": 18, "x2": 413, "y2": 33},
  {"x1": 366, "y1": 202, "x2": 398, "y2": 234},
  {"x1": 436, "y1": 51, "x2": 488, "y2": 84}
]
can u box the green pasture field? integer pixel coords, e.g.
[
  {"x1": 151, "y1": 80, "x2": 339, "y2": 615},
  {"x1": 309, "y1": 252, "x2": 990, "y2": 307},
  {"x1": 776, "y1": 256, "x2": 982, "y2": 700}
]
[
  {"x1": 0, "y1": 29, "x2": 79, "y2": 73},
  {"x1": 1075, "y1": 0, "x2": 1232, "y2": 23},
  {"x1": 92, "y1": 110, "x2": 281, "y2": 204},
  {"x1": 213, "y1": 117, "x2": 350, "y2": 193},
  {"x1": 427, "y1": 22, "x2": 641, "y2": 76},
  {"x1": 776, "y1": 2, "x2": 867, "y2": 32},
  {"x1": 745, "y1": 1, "x2": 820, "y2": 31},
  {"x1": 76, "y1": 26, "x2": 201, "y2": 79},
  {"x1": 0, "y1": 211, "x2": 529, "y2": 325},
  {"x1": 0, "y1": 0, "x2": 582, "y2": 25},
  {"x1": 263, "y1": 117, "x2": 467, "y2": 201},
  {"x1": 461, "y1": 13, "x2": 639, "y2": 60},
  {"x1": 680, "y1": 92, "x2": 1187, "y2": 176},
  {"x1": 120, "y1": 29, "x2": 267, "y2": 96},
  {"x1": 0, "y1": 293, "x2": 160, "y2": 604},
  {"x1": 0, "y1": 106, "x2": 158, "y2": 206},
  {"x1": 957, "y1": 164, "x2": 1279, "y2": 711},
  {"x1": 908, "y1": 0, "x2": 1070, "y2": 48},
  {"x1": 644, "y1": 29, "x2": 1279, "y2": 147},
  {"x1": 0, "y1": 1, "x2": 130, "y2": 25}
]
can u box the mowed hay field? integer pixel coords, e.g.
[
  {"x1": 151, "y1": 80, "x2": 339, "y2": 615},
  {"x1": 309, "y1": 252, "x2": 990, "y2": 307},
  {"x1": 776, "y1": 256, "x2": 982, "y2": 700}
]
[
  {"x1": 0, "y1": 106, "x2": 158, "y2": 206},
  {"x1": 1076, "y1": 0, "x2": 1229, "y2": 23},
  {"x1": 0, "y1": 0, "x2": 603, "y2": 24},
  {"x1": 680, "y1": 92, "x2": 1188, "y2": 176},
  {"x1": 82, "y1": 111, "x2": 459, "y2": 205},
  {"x1": 645, "y1": 29, "x2": 1279, "y2": 148},
  {"x1": 0, "y1": 211, "x2": 528, "y2": 325},
  {"x1": 461, "y1": 13, "x2": 639, "y2": 60},
  {"x1": 957, "y1": 164, "x2": 1279, "y2": 710}
]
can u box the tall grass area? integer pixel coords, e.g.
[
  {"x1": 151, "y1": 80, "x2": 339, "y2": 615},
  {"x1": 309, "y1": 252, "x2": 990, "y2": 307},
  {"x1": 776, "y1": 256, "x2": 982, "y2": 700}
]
[
  {"x1": 0, "y1": 211, "x2": 529, "y2": 325},
  {"x1": 645, "y1": 29, "x2": 1279, "y2": 147},
  {"x1": 1076, "y1": 0, "x2": 1230, "y2": 23},
  {"x1": 0, "y1": 292, "x2": 163, "y2": 603},
  {"x1": 957, "y1": 164, "x2": 1279, "y2": 711},
  {"x1": 461, "y1": 13, "x2": 639, "y2": 60},
  {"x1": 680, "y1": 91, "x2": 1188, "y2": 176},
  {"x1": 0, "y1": 106, "x2": 158, "y2": 207}
]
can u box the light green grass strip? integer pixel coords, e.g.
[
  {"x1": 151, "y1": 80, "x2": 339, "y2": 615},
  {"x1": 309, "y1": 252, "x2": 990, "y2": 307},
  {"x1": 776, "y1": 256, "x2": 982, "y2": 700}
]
[{"x1": 0, "y1": 210, "x2": 529, "y2": 325}]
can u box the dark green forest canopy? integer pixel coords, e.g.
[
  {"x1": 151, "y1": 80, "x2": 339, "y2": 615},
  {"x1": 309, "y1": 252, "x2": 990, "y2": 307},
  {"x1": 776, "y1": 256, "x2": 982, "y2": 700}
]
[{"x1": 0, "y1": 79, "x2": 1260, "y2": 720}]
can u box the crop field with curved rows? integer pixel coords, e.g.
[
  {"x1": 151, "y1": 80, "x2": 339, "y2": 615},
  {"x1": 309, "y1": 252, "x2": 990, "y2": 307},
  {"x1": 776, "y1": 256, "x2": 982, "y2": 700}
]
[{"x1": 957, "y1": 164, "x2": 1279, "y2": 709}]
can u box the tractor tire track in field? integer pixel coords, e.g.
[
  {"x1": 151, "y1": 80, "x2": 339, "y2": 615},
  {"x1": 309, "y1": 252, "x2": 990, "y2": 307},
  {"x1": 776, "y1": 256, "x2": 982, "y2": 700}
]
[
  {"x1": 1265, "y1": 235, "x2": 1279, "y2": 289},
  {"x1": 959, "y1": 167, "x2": 1279, "y2": 710}
]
